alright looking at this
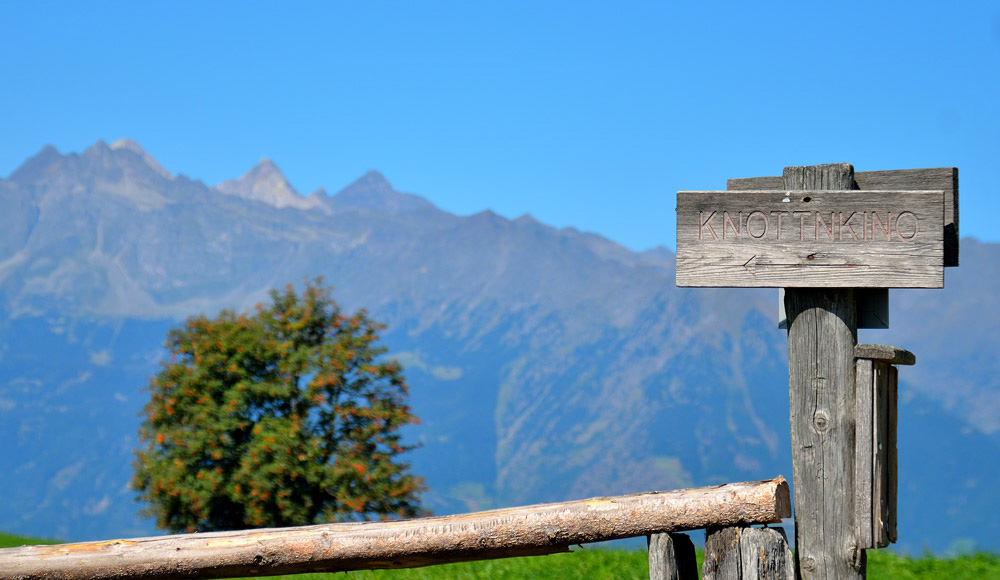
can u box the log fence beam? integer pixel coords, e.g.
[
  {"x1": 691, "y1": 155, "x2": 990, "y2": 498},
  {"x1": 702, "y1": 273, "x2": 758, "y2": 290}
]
[{"x1": 0, "y1": 478, "x2": 789, "y2": 580}]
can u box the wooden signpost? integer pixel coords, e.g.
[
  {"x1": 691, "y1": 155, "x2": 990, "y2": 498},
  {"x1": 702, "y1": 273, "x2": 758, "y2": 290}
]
[
  {"x1": 676, "y1": 189, "x2": 945, "y2": 288},
  {"x1": 726, "y1": 167, "x2": 959, "y2": 268},
  {"x1": 676, "y1": 163, "x2": 957, "y2": 580}
]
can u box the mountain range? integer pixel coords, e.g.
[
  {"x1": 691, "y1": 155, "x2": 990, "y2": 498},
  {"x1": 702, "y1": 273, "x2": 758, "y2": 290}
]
[{"x1": 0, "y1": 140, "x2": 997, "y2": 554}]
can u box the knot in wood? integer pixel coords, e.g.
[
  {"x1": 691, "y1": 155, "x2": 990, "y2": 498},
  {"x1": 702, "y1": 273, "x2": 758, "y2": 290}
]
[
  {"x1": 801, "y1": 556, "x2": 817, "y2": 571},
  {"x1": 850, "y1": 544, "x2": 866, "y2": 569},
  {"x1": 812, "y1": 410, "x2": 831, "y2": 433}
]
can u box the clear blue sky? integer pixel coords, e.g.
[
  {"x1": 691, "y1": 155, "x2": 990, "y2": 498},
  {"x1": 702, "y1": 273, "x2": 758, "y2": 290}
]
[{"x1": 2, "y1": 1, "x2": 998, "y2": 252}]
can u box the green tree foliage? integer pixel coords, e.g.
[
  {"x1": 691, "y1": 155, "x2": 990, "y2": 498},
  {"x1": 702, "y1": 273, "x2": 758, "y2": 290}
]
[{"x1": 133, "y1": 280, "x2": 425, "y2": 533}]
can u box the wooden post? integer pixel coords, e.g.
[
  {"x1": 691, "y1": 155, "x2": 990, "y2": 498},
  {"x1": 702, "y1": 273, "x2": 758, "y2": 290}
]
[
  {"x1": 676, "y1": 164, "x2": 955, "y2": 576},
  {"x1": 648, "y1": 533, "x2": 698, "y2": 580},
  {"x1": 704, "y1": 527, "x2": 742, "y2": 580},
  {"x1": 703, "y1": 526, "x2": 794, "y2": 580},
  {"x1": 783, "y1": 163, "x2": 865, "y2": 579}
]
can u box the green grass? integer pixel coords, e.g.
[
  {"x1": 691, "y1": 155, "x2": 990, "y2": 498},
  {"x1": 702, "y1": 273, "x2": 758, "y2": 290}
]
[
  {"x1": 0, "y1": 532, "x2": 60, "y2": 549},
  {"x1": 867, "y1": 551, "x2": 1000, "y2": 580},
  {"x1": 3, "y1": 532, "x2": 998, "y2": 579},
  {"x1": 254, "y1": 550, "x2": 653, "y2": 580},
  {"x1": 250, "y1": 549, "x2": 1000, "y2": 580}
]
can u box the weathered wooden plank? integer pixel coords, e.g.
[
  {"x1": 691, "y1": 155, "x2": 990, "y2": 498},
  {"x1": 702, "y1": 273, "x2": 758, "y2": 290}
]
[
  {"x1": 856, "y1": 348, "x2": 905, "y2": 550},
  {"x1": 887, "y1": 365, "x2": 898, "y2": 544},
  {"x1": 784, "y1": 163, "x2": 866, "y2": 580},
  {"x1": 854, "y1": 344, "x2": 916, "y2": 365},
  {"x1": 857, "y1": 168, "x2": 958, "y2": 268},
  {"x1": 0, "y1": 478, "x2": 790, "y2": 580},
  {"x1": 739, "y1": 528, "x2": 795, "y2": 580},
  {"x1": 873, "y1": 361, "x2": 891, "y2": 548},
  {"x1": 703, "y1": 526, "x2": 794, "y2": 580},
  {"x1": 703, "y1": 527, "x2": 742, "y2": 580},
  {"x1": 676, "y1": 189, "x2": 945, "y2": 288},
  {"x1": 855, "y1": 357, "x2": 875, "y2": 550},
  {"x1": 648, "y1": 533, "x2": 698, "y2": 580},
  {"x1": 727, "y1": 167, "x2": 958, "y2": 266},
  {"x1": 726, "y1": 175, "x2": 782, "y2": 190}
]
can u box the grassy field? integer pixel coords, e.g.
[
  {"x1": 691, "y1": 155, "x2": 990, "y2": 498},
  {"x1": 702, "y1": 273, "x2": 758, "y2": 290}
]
[
  {"x1": 2, "y1": 532, "x2": 998, "y2": 579},
  {"x1": 254, "y1": 550, "x2": 1000, "y2": 580},
  {"x1": 0, "y1": 532, "x2": 60, "y2": 549},
  {"x1": 258, "y1": 550, "x2": 1000, "y2": 580}
]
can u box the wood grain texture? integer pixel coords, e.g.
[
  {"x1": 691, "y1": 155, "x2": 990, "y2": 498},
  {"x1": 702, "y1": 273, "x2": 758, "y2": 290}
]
[
  {"x1": 648, "y1": 533, "x2": 698, "y2": 580},
  {"x1": 727, "y1": 167, "x2": 958, "y2": 267},
  {"x1": 786, "y1": 288, "x2": 865, "y2": 579},
  {"x1": 676, "y1": 189, "x2": 945, "y2": 288},
  {"x1": 855, "y1": 358, "x2": 875, "y2": 550},
  {"x1": 856, "y1": 351, "x2": 903, "y2": 549},
  {"x1": 887, "y1": 365, "x2": 898, "y2": 544},
  {"x1": 0, "y1": 479, "x2": 790, "y2": 580},
  {"x1": 703, "y1": 527, "x2": 742, "y2": 580},
  {"x1": 856, "y1": 343, "x2": 905, "y2": 547},
  {"x1": 873, "y1": 361, "x2": 891, "y2": 548},
  {"x1": 739, "y1": 528, "x2": 795, "y2": 580},
  {"x1": 854, "y1": 344, "x2": 916, "y2": 365},
  {"x1": 703, "y1": 526, "x2": 794, "y2": 580},
  {"x1": 784, "y1": 163, "x2": 866, "y2": 580}
]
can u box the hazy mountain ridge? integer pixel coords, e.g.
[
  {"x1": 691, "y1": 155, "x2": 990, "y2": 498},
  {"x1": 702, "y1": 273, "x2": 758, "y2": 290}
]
[
  {"x1": 0, "y1": 141, "x2": 996, "y2": 554},
  {"x1": 217, "y1": 158, "x2": 330, "y2": 212}
]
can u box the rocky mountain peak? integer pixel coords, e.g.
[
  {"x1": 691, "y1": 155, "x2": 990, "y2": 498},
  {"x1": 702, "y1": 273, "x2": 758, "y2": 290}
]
[
  {"x1": 8, "y1": 139, "x2": 175, "y2": 190},
  {"x1": 354, "y1": 170, "x2": 393, "y2": 191},
  {"x1": 251, "y1": 157, "x2": 280, "y2": 175},
  {"x1": 237, "y1": 158, "x2": 289, "y2": 189},
  {"x1": 109, "y1": 138, "x2": 174, "y2": 180},
  {"x1": 83, "y1": 139, "x2": 110, "y2": 154},
  {"x1": 7, "y1": 144, "x2": 63, "y2": 182},
  {"x1": 217, "y1": 158, "x2": 328, "y2": 212},
  {"x1": 330, "y1": 170, "x2": 435, "y2": 214}
]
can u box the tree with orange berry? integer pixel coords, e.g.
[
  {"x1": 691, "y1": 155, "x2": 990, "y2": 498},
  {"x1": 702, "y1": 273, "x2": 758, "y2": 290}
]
[{"x1": 132, "y1": 279, "x2": 425, "y2": 532}]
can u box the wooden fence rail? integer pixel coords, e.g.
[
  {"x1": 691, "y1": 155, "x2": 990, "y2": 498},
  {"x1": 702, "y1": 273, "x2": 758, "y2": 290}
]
[{"x1": 0, "y1": 478, "x2": 788, "y2": 580}]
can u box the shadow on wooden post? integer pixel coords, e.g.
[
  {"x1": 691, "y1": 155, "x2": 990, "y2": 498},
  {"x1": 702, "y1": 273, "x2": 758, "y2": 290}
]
[
  {"x1": 648, "y1": 532, "x2": 698, "y2": 580},
  {"x1": 703, "y1": 526, "x2": 794, "y2": 580}
]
